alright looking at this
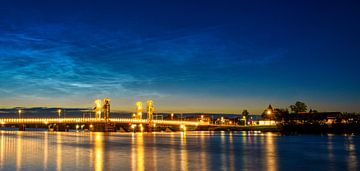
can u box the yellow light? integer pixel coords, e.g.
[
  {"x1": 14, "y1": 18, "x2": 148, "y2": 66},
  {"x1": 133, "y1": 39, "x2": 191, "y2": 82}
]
[
  {"x1": 76, "y1": 125, "x2": 80, "y2": 129},
  {"x1": 90, "y1": 124, "x2": 93, "y2": 128},
  {"x1": 131, "y1": 124, "x2": 136, "y2": 129},
  {"x1": 136, "y1": 101, "x2": 143, "y2": 110},
  {"x1": 267, "y1": 110, "x2": 272, "y2": 115},
  {"x1": 201, "y1": 115, "x2": 204, "y2": 119}
]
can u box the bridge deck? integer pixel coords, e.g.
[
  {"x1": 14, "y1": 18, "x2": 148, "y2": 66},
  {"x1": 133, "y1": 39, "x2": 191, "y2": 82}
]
[{"x1": 0, "y1": 118, "x2": 209, "y2": 126}]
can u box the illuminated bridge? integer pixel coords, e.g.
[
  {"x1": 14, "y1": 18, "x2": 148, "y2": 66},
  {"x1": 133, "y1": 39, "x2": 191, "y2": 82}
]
[
  {"x1": 0, "y1": 99, "x2": 277, "y2": 132},
  {"x1": 0, "y1": 117, "x2": 211, "y2": 132},
  {"x1": 0, "y1": 118, "x2": 207, "y2": 126}
]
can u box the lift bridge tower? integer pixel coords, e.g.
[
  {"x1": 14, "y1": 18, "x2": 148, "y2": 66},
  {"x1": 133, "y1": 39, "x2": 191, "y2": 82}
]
[
  {"x1": 93, "y1": 98, "x2": 113, "y2": 132},
  {"x1": 147, "y1": 100, "x2": 154, "y2": 122},
  {"x1": 94, "y1": 98, "x2": 111, "y2": 121}
]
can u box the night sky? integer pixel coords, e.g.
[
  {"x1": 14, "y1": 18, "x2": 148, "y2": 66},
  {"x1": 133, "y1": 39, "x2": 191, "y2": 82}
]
[{"x1": 0, "y1": 0, "x2": 359, "y2": 113}]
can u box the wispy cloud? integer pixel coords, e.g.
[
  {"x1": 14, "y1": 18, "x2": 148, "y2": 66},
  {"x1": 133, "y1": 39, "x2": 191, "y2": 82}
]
[{"x1": 0, "y1": 22, "x2": 286, "y2": 103}]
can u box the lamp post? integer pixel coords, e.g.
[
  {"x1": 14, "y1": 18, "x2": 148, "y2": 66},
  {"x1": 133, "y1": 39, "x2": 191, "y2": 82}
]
[
  {"x1": 267, "y1": 110, "x2": 272, "y2": 115},
  {"x1": 58, "y1": 109, "x2": 62, "y2": 119},
  {"x1": 18, "y1": 109, "x2": 22, "y2": 118},
  {"x1": 131, "y1": 124, "x2": 136, "y2": 133},
  {"x1": 267, "y1": 109, "x2": 273, "y2": 124}
]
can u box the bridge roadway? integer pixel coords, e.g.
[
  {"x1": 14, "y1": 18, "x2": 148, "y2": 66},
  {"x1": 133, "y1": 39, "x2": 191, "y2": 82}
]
[{"x1": 0, "y1": 118, "x2": 209, "y2": 126}]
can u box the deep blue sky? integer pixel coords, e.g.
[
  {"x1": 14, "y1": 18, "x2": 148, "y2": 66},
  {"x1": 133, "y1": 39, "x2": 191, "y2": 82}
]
[{"x1": 0, "y1": 0, "x2": 359, "y2": 113}]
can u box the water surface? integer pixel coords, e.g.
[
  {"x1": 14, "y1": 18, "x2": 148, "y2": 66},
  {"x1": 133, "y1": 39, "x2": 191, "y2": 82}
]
[{"x1": 0, "y1": 131, "x2": 359, "y2": 170}]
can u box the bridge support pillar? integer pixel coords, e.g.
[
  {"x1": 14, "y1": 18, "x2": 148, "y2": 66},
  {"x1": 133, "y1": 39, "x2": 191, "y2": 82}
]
[
  {"x1": 18, "y1": 124, "x2": 26, "y2": 131},
  {"x1": 55, "y1": 124, "x2": 68, "y2": 132},
  {"x1": 91, "y1": 123, "x2": 115, "y2": 132}
]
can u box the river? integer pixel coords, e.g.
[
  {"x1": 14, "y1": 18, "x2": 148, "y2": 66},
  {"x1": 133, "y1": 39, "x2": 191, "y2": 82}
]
[{"x1": 0, "y1": 131, "x2": 358, "y2": 170}]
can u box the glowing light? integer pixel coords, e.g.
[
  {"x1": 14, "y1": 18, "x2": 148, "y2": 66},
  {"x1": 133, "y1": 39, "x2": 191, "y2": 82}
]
[
  {"x1": 94, "y1": 99, "x2": 102, "y2": 119},
  {"x1": 267, "y1": 110, "x2": 272, "y2": 115},
  {"x1": 146, "y1": 100, "x2": 154, "y2": 121},
  {"x1": 136, "y1": 101, "x2": 143, "y2": 119},
  {"x1": 180, "y1": 124, "x2": 186, "y2": 131}
]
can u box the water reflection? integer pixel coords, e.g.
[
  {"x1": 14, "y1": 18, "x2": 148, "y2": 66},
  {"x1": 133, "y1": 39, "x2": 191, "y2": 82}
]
[
  {"x1": 169, "y1": 133, "x2": 177, "y2": 171},
  {"x1": 264, "y1": 132, "x2": 278, "y2": 171},
  {"x1": 56, "y1": 133, "x2": 62, "y2": 171},
  {"x1": 220, "y1": 131, "x2": 226, "y2": 170},
  {"x1": 136, "y1": 133, "x2": 144, "y2": 171},
  {"x1": 0, "y1": 131, "x2": 4, "y2": 169},
  {"x1": 228, "y1": 132, "x2": 235, "y2": 171},
  {"x1": 75, "y1": 133, "x2": 80, "y2": 169},
  {"x1": 130, "y1": 133, "x2": 145, "y2": 171},
  {"x1": 0, "y1": 131, "x2": 357, "y2": 170},
  {"x1": 327, "y1": 135, "x2": 335, "y2": 170},
  {"x1": 346, "y1": 136, "x2": 357, "y2": 171},
  {"x1": 94, "y1": 132, "x2": 104, "y2": 171},
  {"x1": 150, "y1": 133, "x2": 157, "y2": 170},
  {"x1": 180, "y1": 132, "x2": 188, "y2": 171},
  {"x1": 16, "y1": 132, "x2": 22, "y2": 171},
  {"x1": 200, "y1": 131, "x2": 207, "y2": 171},
  {"x1": 43, "y1": 132, "x2": 48, "y2": 170}
]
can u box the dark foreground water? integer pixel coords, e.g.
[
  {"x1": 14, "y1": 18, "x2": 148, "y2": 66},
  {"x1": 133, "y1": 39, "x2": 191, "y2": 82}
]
[{"x1": 0, "y1": 131, "x2": 359, "y2": 171}]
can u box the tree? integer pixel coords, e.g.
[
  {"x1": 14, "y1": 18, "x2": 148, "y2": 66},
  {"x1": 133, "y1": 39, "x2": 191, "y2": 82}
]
[
  {"x1": 261, "y1": 105, "x2": 274, "y2": 120},
  {"x1": 241, "y1": 109, "x2": 249, "y2": 119},
  {"x1": 237, "y1": 109, "x2": 250, "y2": 125},
  {"x1": 289, "y1": 101, "x2": 307, "y2": 113},
  {"x1": 274, "y1": 108, "x2": 290, "y2": 121}
]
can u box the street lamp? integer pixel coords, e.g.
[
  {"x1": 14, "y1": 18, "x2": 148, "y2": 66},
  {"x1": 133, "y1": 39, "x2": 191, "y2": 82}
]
[
  {"x1": 18, "y1": 109, "x2": 22, "y2": 118},
  {"x1": 267, "y1": 110, "x2": 272, "y2": 115},
  {"x1": 131, "y1": 124, "x2": 136, "y2": 133},
  {"x1": 57, "y1": 109, "x2": 62, "y2": 119},
  {"x1": 267, "y1": 109, "x2": 273, "y2": 123}
]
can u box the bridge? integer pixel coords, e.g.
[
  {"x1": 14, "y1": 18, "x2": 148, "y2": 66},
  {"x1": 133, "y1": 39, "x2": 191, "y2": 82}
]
[
  {"x1": 0, "y1": 117, "x2": 210, "y2": 132},
  {"x1": 0, "y1": 118, "x2": 206, "y2": 126},
  {"x1": 0, "y1": 99, "x2": 278, "y2": 132}
]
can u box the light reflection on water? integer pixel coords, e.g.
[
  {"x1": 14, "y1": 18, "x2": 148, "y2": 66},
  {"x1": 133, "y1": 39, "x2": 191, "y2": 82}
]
[{"x1": 0, "y1": 131, "x2": 358, "y2": 170}]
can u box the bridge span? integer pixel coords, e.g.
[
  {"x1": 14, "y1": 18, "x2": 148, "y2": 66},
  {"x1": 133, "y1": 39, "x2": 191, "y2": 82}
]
[
  {"x1": 0, "y1": 118, "x2": 208, "y2": 126},
  {"x1": 0, "y1": 117, "x2": 213, "y2": 132}
]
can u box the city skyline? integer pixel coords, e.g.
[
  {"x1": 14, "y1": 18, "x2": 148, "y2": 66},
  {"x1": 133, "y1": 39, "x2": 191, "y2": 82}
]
[{"x1": 1, "y1": 1, "x2": 360, "y2": 113}]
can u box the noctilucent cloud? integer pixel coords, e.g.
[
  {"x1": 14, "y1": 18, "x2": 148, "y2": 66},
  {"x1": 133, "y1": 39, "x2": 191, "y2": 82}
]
[{"x1": 0, "y1": 1, "x2": 359, "y2": 113}]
